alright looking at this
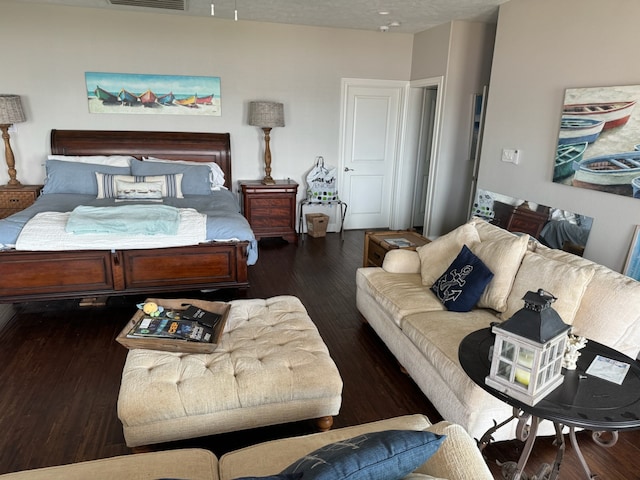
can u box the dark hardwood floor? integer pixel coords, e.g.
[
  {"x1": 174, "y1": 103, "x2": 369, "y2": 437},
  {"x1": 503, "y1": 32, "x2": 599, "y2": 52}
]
[{"x1": 0, "y1": 230, "x2": 638, "y2": 478}]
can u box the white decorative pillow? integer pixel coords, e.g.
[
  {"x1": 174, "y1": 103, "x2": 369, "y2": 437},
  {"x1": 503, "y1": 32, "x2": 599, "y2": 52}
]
[
  {"x1": 472, "y1": 233, "x2": 529, "y2": 312},
  {"x1": 114, "y1": 179, "x2": 163, "y2": 200},
  {"x1": 418, "y1": 223, "x2": 480, "y2": 286},
  {"x1": 48, "y1": 154, "x2": 134, "y2": 167},
  {"x1": 95, "y1": 172, "x2": 183, "y2": 199},
  {"x1": 500, "y1": 251, "x2": 595, "y2": 324}
]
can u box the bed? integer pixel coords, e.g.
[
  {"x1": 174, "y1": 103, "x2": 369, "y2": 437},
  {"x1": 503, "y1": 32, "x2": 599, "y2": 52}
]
[{"x1": 0, "y1": 129, "x2": 257, "y2": 303}]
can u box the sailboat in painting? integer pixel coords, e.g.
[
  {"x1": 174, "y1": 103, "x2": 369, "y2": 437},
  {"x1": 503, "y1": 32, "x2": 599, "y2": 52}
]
[
  {"x1": 563, "y1": 100, "x2": 636, "y2": 130},
  {"x1": 558, "y1": 117, "x2": 605, "y2": 145},
  {"x1": 572, "y1": 151, "x2": 640, "y2": 196},
  {"x1": 94, "y1": 86, "x2": 119, "y2": 103},
  {"x1": 555, "y1": 142, "x2": 587, "y2": 181}
]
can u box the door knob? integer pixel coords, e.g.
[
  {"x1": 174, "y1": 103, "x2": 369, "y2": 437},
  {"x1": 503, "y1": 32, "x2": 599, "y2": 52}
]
[{"x1": 344, "y1": 167, "x2": 354, "y2": 172}]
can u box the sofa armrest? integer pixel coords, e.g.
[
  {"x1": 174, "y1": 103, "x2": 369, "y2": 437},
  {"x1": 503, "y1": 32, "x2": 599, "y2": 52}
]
[
  {"x1": 382, "y1": 249, "x2": 421, "y2": 274},
  {"x1": 417, "y1": 421, "x2": 492, "y2": 480}
]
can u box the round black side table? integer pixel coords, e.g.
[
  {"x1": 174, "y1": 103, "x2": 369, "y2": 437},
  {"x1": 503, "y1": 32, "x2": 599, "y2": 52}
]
[{"x1": 459, "y1": 328, "x2": 640, "y2": 479}]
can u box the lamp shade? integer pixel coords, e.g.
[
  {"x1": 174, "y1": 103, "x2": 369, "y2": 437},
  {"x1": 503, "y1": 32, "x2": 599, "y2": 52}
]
[
  {"x1": 248, "y1": 101, "x2": 284, "y2": 128},
  {"x1": 0, "y1": 95, "x2": 26, "y2": 124}
]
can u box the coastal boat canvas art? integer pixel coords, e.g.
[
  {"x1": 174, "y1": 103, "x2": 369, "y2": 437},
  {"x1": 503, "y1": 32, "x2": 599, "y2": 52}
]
[
  {"x1": 553, "y1": 84, "x2": 640, "y2": 199},
  {"x1": 85, "y1": 72, "x2": 221, "y2": 116}
]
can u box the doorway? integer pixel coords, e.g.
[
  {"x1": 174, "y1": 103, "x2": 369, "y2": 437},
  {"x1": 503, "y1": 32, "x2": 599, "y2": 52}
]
[
  {"x1": 411, "y1": 87, "x2": 438, "y2": 233},
  {"x1": 406, "y1": 77, "x2": 444, "y2": 238}
]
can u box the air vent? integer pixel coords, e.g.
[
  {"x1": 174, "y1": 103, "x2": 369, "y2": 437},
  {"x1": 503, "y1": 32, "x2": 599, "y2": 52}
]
[{"x1": 108, "y1": 0, "x2": 186, "y2": 11}]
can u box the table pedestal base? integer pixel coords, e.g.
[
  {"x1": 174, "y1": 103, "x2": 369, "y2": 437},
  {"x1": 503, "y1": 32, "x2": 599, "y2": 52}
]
[{"x1": 478, "y1": 407, "x2": 616, "y2": 480}]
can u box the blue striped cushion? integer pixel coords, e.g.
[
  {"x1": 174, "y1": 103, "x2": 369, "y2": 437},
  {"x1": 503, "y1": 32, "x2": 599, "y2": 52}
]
[{"x1": 95, "y1": 173, "x2": 183, "y2": 199}]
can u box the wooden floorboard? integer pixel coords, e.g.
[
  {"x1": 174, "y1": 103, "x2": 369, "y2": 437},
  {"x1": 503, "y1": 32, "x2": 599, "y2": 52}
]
[{"x1": 0, "y1": 230, "x2": 638, "y2": 478}]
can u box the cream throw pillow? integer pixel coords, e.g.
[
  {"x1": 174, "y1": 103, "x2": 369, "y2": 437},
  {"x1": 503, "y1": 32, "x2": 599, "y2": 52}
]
[
  {"x1": 95, "y1": 172, "x2": 184, "y2": 199},
  {"x1": 418, "y1": 223, "x2": 480, "y2": 286},
  {"x1": 500, "y1": 251, "x2": 595, "y2": 324},
  {"x1": 472, "y1": 234, "x2": 529, "y2": 312}
]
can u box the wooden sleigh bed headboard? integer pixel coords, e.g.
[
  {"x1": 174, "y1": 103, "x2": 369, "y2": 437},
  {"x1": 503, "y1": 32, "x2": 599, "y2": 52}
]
[
  {"x1": 0, "y1": 129, "x2": 248, "y2": 303},
  {"x1": 51, "y1": 129, "x2": 233, "y2": 189}
]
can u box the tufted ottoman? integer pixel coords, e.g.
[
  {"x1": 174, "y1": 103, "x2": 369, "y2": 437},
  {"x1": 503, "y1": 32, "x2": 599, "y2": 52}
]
[{"x1": 117, "y1": 296, "x2": 343, "y2": 448}]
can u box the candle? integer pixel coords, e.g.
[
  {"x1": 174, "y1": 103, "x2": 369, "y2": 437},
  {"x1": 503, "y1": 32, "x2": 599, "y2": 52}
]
[{"x1": 515, "y1": 349, "x2": 533, "y2": 386}]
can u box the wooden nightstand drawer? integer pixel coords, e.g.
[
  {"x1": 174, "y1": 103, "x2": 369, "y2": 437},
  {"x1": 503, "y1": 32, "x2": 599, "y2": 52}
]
[
  {"x1": 0, "y1": 185, "x2": 42, "y2": 219},
  {"x1": 0, "y1": 191, "x2": 36, "y2": 209}
]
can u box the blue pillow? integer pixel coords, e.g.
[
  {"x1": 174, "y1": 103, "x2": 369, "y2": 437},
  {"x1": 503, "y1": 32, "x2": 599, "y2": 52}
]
[
  {"x1": 42, "y1": 160, "x2": 131, "y2": 195},
  {"x1": 280, "y1": 430, "x2": 445, "y2": 480},
  {"x1": 430, "y1": 244, "x2": 494, "y2": 312},
  {"x1": 131, "y1": 159, "x2": 211, "y2": 195}
]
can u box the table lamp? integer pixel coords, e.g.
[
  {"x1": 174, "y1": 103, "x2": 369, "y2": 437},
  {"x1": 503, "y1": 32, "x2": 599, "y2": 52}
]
[
  {"x1": 0, "y1": 94, "x2": 26, "y2": 187},
  {"x1": 486, "y1": 289, "x2": 570, "y2": 406},
  {"x1": 248, "y1": 101, "x2": 284, "y2": 185}
]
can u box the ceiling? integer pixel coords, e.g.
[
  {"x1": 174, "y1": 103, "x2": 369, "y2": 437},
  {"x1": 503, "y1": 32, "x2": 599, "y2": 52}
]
[{"x1": 17, "y1": 0, "x2": 509, "y2": 33}]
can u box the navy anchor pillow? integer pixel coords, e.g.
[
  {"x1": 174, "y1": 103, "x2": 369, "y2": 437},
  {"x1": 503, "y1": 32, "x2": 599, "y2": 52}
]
[{"x1": 430, "y1": 244, "x2": 494, "y2": 312}]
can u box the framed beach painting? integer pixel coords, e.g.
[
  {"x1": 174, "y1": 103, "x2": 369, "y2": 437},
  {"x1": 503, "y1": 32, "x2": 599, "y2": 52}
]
[
  {"x1": 624, "y1": 225, "x2": 640, "y2": 280},
  {"x1": 552, "y1": 84, "x2": 640, "y2": 199},
  {"x1": 85, "y1": 72, "x2": 221, "y2": 116}
]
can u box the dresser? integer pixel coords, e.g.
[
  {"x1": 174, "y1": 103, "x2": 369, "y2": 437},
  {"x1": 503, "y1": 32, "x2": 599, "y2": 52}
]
[
  {"x1": 0, "y1": 184, "x2": 42, "y2": 219},
  {"x1": 239, "y1": 180, "x2": 298, "y2": 244},
  {"x1": 491, "y1": 200, "x2": 550, "y2": 238}
]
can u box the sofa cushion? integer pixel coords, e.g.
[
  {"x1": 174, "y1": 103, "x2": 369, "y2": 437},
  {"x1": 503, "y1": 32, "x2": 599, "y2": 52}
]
[
  {"x1": 234, "y1": 475, "x2": 301, "y2": 480},
  {"x1": 402, "y1": 474, "x2": 446, "y2": 480},
  {"x1": 280, "y1": 430, "x2": 445, "y2": 480},
  {"x1": 402, "y1": 310, "x2": 497, "y2": 392},
  {"x1": 418, "y1": 223, "x2": 480, "y2": 286},
  {"x1": 415, "y1": 422, "x2": 493, "y2": 479},
  {"x1": 533, "y1": 244, "x2": 640, "y2": 358},
  {"x1": 472, "y1": 233, "x2": 529, "y2": 313},
  {"x1": 500, "y1": 250, "x2": 595, "y2": 324},
  {"x1": 0, "y1": 449, "x2": 219, "y2": 480},
  {"x1": 356, "y1": 269, "x2": 444, "y2": 328},
  {"x1": 431, "y1": 245, "x2": 494, "y2": 312}
]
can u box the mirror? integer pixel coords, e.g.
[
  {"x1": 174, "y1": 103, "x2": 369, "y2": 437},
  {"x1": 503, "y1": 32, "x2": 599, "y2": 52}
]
[{"x1": 471, "y1": 189, "x2": 594, "y2": 256}]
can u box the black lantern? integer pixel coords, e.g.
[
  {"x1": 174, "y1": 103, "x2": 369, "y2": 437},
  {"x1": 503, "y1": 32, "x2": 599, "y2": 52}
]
[{"x1": 486, "y1": 289, "x2": 570, "y2": 406}]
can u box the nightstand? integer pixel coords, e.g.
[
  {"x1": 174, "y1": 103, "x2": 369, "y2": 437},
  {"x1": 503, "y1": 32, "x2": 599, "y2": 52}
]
[
  {"x1": 0, "y1": 184, "x2": 42, "y2": 219},
  {"x1": 239, "y1": 180, "x2": 298, "y2": 244}
]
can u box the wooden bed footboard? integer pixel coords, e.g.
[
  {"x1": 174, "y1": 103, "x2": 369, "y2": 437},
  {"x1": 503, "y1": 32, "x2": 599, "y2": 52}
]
[{"x1": 0, "y1": 242, "x2": 249, "y2": 303}]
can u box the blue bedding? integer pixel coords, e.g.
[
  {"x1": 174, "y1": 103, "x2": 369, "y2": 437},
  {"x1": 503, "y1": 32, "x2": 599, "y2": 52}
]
[{"x1": 0, "y1": 190, "x2": 258, "y2": 265}]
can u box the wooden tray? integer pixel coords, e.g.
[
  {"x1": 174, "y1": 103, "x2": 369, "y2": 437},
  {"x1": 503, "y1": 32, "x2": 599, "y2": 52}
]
[{"x1": 116, "y1": 297, "x2": 230, "y2": 353}]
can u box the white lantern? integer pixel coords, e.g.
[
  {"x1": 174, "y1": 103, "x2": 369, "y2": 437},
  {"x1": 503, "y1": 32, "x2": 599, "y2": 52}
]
[{"x1": 486, "y1": 289, "x2": 570, "y2": 406}]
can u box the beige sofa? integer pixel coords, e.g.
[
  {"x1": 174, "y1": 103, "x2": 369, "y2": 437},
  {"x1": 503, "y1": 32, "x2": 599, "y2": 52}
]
[
  {"x1": 0, "y1": 415, "x2": 492, "y2": 480},
  {"x1": 356, "y1": 218, "x2": 640, "y2": 442}
]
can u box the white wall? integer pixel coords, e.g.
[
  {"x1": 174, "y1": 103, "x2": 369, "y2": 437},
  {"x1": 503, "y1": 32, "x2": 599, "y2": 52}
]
[
  {"x1": 0, "y1": 1, "x2": 412, "y2": 210},
  {"x1": 479, "y1": 0, "x2": 640, "y2": 271},
  {"x1": 411, "y1": 21, "x2": 495, "y2": 237}
]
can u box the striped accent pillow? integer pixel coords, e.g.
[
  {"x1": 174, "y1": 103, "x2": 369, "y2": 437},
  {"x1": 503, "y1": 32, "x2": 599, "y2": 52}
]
[{"x1": 95, "y1": 173, "x2": 184, "y2": 199}]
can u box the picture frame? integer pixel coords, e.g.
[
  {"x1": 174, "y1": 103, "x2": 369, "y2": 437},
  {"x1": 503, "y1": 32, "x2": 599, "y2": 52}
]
[
  {"x1": 85, "y1": 72, "x2": 221, "y2": 116},
  {"x1": 623, "y1": 225, "x2": 640, "y2": 280},
  {"x1": 552, "y1": 84, "x2": 640, "y2": 199}
]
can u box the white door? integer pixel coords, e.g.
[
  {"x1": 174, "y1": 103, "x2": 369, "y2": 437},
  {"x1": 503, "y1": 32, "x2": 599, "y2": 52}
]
[{"x1": 340, "y1": 79, "x2": 404, "y2": 230}]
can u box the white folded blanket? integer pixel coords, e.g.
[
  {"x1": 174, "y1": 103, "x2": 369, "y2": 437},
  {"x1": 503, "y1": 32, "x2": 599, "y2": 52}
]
[{"x1": 16, "y1": 208, "x2": 207, "y2": 251}]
